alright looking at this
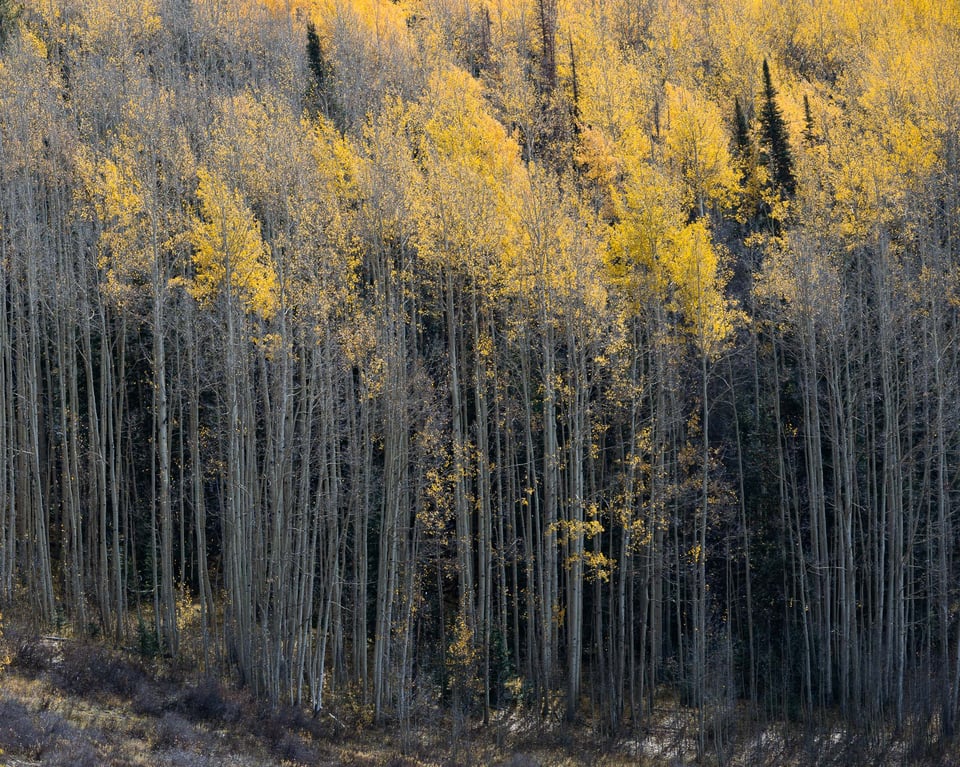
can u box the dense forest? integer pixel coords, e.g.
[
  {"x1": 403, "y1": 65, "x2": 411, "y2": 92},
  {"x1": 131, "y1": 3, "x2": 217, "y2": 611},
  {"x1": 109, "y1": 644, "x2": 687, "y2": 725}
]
[{"x1": 0, "y1": 0, "x2": 958, "y2": 757}]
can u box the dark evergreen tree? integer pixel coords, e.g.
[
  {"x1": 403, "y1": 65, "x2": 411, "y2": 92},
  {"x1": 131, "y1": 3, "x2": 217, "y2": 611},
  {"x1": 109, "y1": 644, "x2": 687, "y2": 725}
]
[
  {"x1": 467, "y1": 6, "x2": 492, "y2": 77},
  {"x1": 538, "y1": 0, "x2": 558, "y2": 92},
  {"x1": 758, "y1": 59, "x2": 796, "y2": 196},
  {"x1": 730, "y1": 95, "x2": 766, "y2": 232},
  {"x1": 306, "y1": 22, "x2": 325, "y2": 86},
  {"x1": 0, "y1": 0, "x2": 20, "y2": 48},
  {"x1": 569, "y1": 33, "x2": 581, "y2": 127},
  {"x1": 802, "y1": 93, "x2": 815, "y2": 146},
  {"x1": 306, "y1": 21, "x2": 336, "y2": 122}
]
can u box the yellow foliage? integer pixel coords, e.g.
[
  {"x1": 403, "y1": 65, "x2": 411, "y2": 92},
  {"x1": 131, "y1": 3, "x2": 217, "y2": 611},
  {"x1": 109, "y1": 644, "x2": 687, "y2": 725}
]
[
  {"x1": 666, "y1": 221, "x2": 737, "y2": 356},
  {"x1": 209, "y1": 92, "x2": 293, "y2": 216},
  {"x1": 754, "y1": 230, "x2": 842, "y2": 331},
  {"x1": 576, "y1": 125, "x2": 621, "y2": 188},
  {"x1": 582, "y1": 550, "x2": 615, "y2": 582},
  {"x1": 607, "y1": 162, "x2": 680, "y2": 302},
  {"x1": 643, "y1": 0, "x2": 709, "y2": 86},
  {"x1": 628, "y1": 517, "x2": 653, "y2": 551},
  {"x1": 87, "y1": 151, "x2": 143, "y2": 251},
  {"x1": 419, "y1": 66, "x2": 521, "y2": 184},
  {"x1": 610, "y1": 174, "x2": 738, "y2": 355},
  {"x1": 446, "y1": 611, "x2": 482, "y2": 702},
  {"x1": 22, "y1": 29, "x2": 47, "y2": 59},
  {"x1": 572, "y1": 37, "x2": 652, "y2": 158},
  {"x1": 311, "y1": 116, "x2": 364, "y2": 207},
  {"x1": 189, "y1": 168, "x2": 278, "y2": 320},
  {"x1": 789, "y1": 0, "x2": 882, "y2": 79},
  {"x1": 328, "y1": 0, "x2": 412, "y2": 36},
  {"x1": 504, "y1": 675, "x2": 525, "y2": 700},
  {"x1": 550, "y1": 517, "x2": 604, "y2": 546},
  {"x1": 412, "y1": 65, "x2": 527, "y2": 279},
  {"x1": 39, "y1": 0, "x2": 162, "y2": 60},
  {"x1": 74, "y1": 134, "x2": 175, "y2": 311},
  {"x1": 575, "y1": 125, "x2": 622, "y2": 219},
  {"x1": 306, "y1": 0, "x2": 417, "y2": 67},
  {"x1": 663, "y1": 82, "x2": 739, "y2": 216}
]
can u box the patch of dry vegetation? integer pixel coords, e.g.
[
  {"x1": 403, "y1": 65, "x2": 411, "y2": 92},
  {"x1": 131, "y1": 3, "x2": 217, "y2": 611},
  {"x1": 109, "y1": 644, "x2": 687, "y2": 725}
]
[
  {"x1": 0, "y1": 616, "x2": 956, "y2": 767},
  {"x1": 0, "y1": 623, "x2": 331, "y2": 766},
  {"x1": 0, "y1": 627, "x2": 634, "y2": 767}
]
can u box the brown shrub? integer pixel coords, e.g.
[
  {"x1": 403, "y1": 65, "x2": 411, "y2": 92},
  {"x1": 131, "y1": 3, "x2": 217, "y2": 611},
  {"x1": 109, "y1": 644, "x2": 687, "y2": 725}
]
[
  {"x1": 0, "y1": 696, "x2": 44, "y2": 757},
  {"x1": 177, "y1": 677, "x2": 240, "y2": 723}
]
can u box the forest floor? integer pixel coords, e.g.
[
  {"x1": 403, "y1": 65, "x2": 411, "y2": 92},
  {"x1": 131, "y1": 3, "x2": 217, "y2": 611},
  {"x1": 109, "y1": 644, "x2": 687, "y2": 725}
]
[{"x1": 0, "y1": 623, "x2": 955, "y2": 766}]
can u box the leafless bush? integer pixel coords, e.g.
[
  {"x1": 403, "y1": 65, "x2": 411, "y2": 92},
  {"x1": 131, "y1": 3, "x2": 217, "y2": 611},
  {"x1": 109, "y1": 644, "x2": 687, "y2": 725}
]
[
  {"x1": 160, "y1": 748, "x2": 216, "y2": 767},
  {"x1": 43, "y1": 740, "x2": 99, "y2": 767},
  {"x1": 338, "y1": 753, "x2": 379, "y2": 767},
  {"x1": 384, "y1": 756, "x2": 421, "y2": 767},
  {"x1": 53, "y1": 643, "x2": 144, "y2": 698},
  {"x1": 177, "y1": 677, "x2": 239, "y2": 723},
  {"x1": 272, "y1": 730, "x2": 320, "y2": 764},
  {"x1": 12, "y1": 638, "x2": 56, "y2": 673},
  {"x1": 155, "y1": 711, "x2": 198, "y2": 750},
  {"x1": 502, "y1": 754, "x2": 541, "y2": 767},
  {"x1": 0, "y1": 696, "x2": 44, "y2": 757},
  {"x1": 133, "y1": 678, "x2": 171, "y2": 716},
  {"x1": 244, "y1": 702, "x2": 326, "y2": 764},
  {"x1": 0, "y1": 695, "x2": 104, "y2": 766}
]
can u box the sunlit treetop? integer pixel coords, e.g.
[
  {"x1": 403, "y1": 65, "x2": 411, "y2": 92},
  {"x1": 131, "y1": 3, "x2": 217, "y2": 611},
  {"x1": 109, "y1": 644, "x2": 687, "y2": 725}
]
[
  {"x1": 301, "y1": 0, "x2": 417, "y2": 52},
  {"x1": 75, "y1": 138, "x2": 151, "y2": 310},
  {"x1": 662, "y1": 81, "x2": 740, "y2": 216},
  {"x1": 411, "y1": 65, "x2": 528, "y2": 281},
  {"x1": 189, "y1": 167, "x2": 278, "y2": 321},
  {"x1": 26, "y1": 0, "x2": 161, "y2": 61}
]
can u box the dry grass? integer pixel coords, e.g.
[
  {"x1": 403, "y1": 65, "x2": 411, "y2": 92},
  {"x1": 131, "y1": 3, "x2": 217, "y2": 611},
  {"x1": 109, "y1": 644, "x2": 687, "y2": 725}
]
[
  {"x1": 1, "y1": 620, "x2": 958, "y2": 767},
  {"x1": 0, "y1": 647, "x2": 640, "y2": 767},
  {"x1": 0, "y1": 633, "x2": 293, "y2": 766}
]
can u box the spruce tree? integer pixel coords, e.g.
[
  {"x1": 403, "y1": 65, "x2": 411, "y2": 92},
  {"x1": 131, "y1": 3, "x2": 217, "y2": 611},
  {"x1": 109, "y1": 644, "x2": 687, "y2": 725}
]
[
  {"x1": 731, "y1": 95, "x2": 761, "y2": 227},
  {"x1": 758, "y1": 59, "x2": 796, "y2": 196},
  {"x1": 0, "y1": 0, "x2": 20, "y2": 48},
  {"x1": 733, "y1": 96, "x2": 751, "y2": 157},
  {"x1": 569, "y1": 33, "x2": 581, "y2": 127},
  {"x1": 306, "y1": 22, "x2": 326, "y2": 86},
  {"x1": 802, "y1": 94, "x2": 815, "y2": 146},
  {"x1": 306, "y1": 21, "x2": 336, "y2": 122}
]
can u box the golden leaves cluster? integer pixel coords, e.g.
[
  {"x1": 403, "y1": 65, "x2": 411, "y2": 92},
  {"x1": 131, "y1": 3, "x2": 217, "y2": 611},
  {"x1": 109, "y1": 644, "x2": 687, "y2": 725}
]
[{"x1": 188, "y1": 168, "x2": 278, "y2": 320}]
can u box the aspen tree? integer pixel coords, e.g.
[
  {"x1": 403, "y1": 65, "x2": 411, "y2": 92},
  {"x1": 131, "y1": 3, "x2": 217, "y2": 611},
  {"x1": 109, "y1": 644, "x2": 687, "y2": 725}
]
[
  {"x1": 80, "y1": 127, "x2": 185, "y2": 653},
  {"x1": 662, "y1": 83, "x2": 739, "y2": 220},
  {"x1": 189, "y1": 164, "x2": 276, "y2": 688}
]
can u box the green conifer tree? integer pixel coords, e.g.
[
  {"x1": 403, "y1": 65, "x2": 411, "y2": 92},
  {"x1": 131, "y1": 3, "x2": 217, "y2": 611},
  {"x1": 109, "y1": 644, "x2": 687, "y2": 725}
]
[
  {"x1": 0, "y1": 0, "x2": 20, "y2": 48},
  {"x1": 802, "y1": 94, "x2": 815, "y2": 146},
  {"x1": 758, "y1": 59, "x2": 796, "y2": 196},
  {"x1": 306, "y1": 21, "x2": 336, "y2": 122},
  {"x1": 733, "y1": 96, "x2": 751, "y2": 157}
]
